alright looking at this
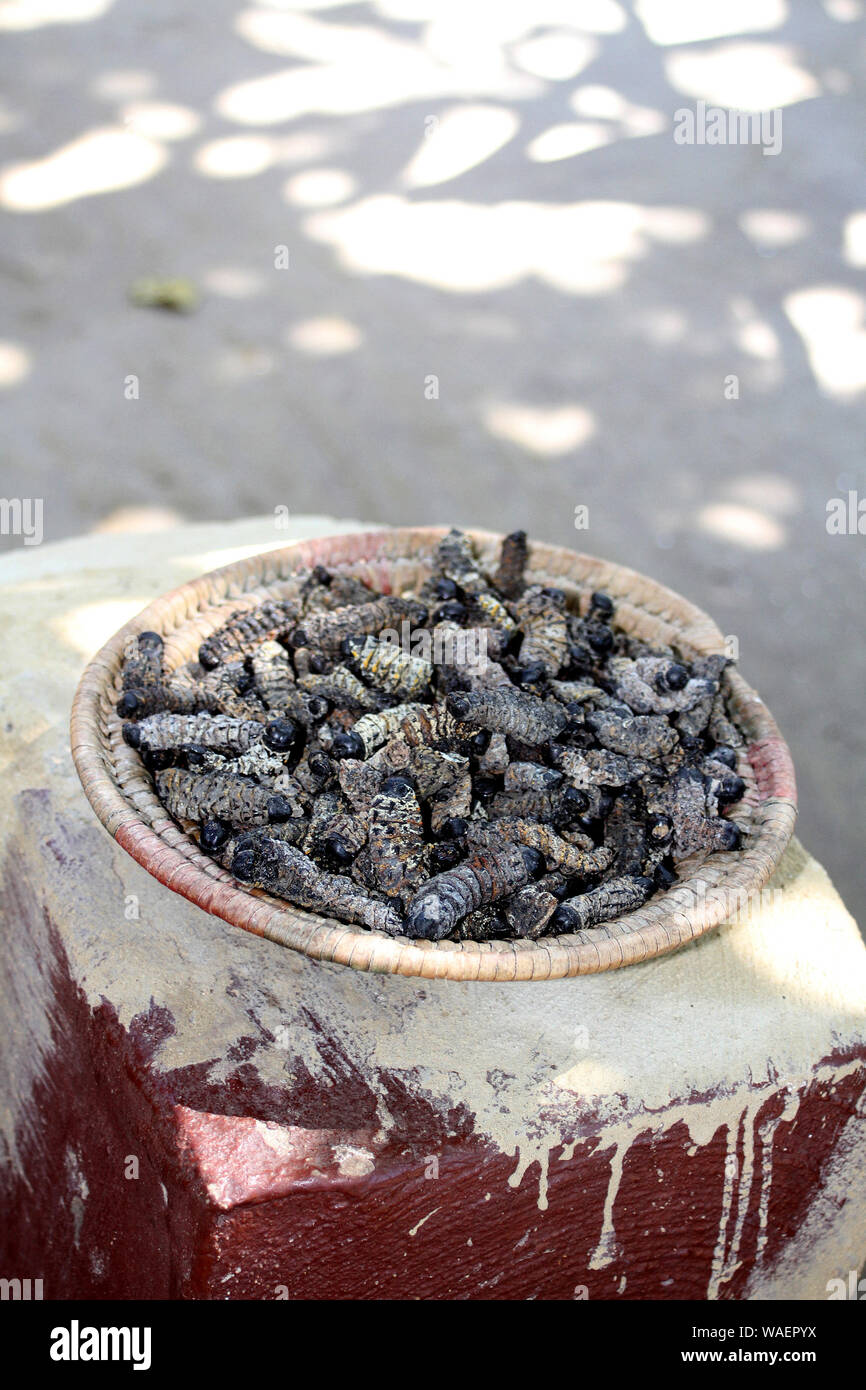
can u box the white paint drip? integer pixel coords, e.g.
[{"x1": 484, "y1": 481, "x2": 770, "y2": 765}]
[
  {"x1": 509, "y1": 1143, "x2": 553, "y2": 1211},
  {"x1": 756, "y1": 1088, "x2": 801, "y2": 1261},
  {"x1": 588, "y1": 1129, "x2": 631, "y2": 1270},
  {"x1": 707, "y1": 1116, "x2": 741, "y2": 1299},
  {"x1": 506, "y1": 1059, "x2": 866, "y2": 1296},
  {"x1": 707, "y1": 1092, "x2": 773, "y2": 1300},
  {"x1": 746, "y1": 1092, "x2": 866, "y2": 1299},
  {"x1": 409, "y1": 1207, "x2": 440, "y2": 1237},
  {"x1": 707, "y1": 1060, "x2": 864, "y2": 1298}
]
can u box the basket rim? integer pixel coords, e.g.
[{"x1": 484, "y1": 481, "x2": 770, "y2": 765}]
[{"x1": 70, "y1": 526, "x2": 797, "y2": 982}]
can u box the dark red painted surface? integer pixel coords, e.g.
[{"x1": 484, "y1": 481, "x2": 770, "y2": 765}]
[
  {"x1": 0, "y1": 915, "x2": 178, "y2": 1299},
  {"x1": 4, "y1": 904, "x2": 864, "y2": 1300}
]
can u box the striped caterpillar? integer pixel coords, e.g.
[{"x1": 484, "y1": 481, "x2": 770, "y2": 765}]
[
  {"x1": 446, "y1": 688, "x2": 567, "y2": 744},
  {"x1": 342, "y1": 635, "x2": 433, "y2": 700},
  {"x1": 550, "y1": 873, "x2": 655, "y2": 933},
  {"x1": 405, "y1": 843, "x2": 541, "y2": 940},
  {"x1": 513, "y1": 586, "x2": 569, "y2": 678},
  {"x1": 466, "y1": 817, "x2": 613, "y2": 877},
  {"x1": 290, "y1": 597, "x2": 426, "y2": 656},
  {"x1": 232, "y1": 837, "x2": 403, "y2": 935},
  {"x1": 367, "y1": 776, "x2": 428, "y2": 901},
  {"x1": 198, "y1": 598, "x2": 301, "y2": 670},
  {"x1": 156, "y1": 768, "x2": 298, "y2": 827}
]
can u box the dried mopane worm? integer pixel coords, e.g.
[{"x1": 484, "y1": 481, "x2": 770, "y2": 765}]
[
  {"x1": 162, "y1": 670, "x2": 218, "y2": 715},
  {"x1": 488, "y1": 787, "x2": 568, "y2": 825},
  {"x1": 551, "y1": 745, "x2": 646, "y2": 789},
  {"x1": 232, "y1": 837, "x2": 403, "y2": 935},
  {"x1": 585, "y1": 709, "x2": 678, "y2": 760},
  {"x1": 156, "y1": 768, "x2": 298, "y2": 828},
  {"x1": 514, "y1": 586, "x2": 569, "y2": 678},
  {"x1": 126, "y1": 712, "x2": 267, "y2": 756},
  {"x1": 433, "y1": 529, "x2": 516, "y2": 634},
  {"x1": 429, "y1": 622, "x2": 508, "y2": 691},
  {"x1": 645, "y1": 767, "x2": 742, "y2": 859},
  {"x1": 250, "y1": 640, "x2": 295, "y2": 710},
  {"x1": 290, "y1": 597, "x2": 426, "y2": 656},
  {"x1": 551, "y1": 874, "x2": 655, "y2": 933},
  {"x1": 447, "y1": 688, "x2": 567, "y2": 744},
  {"x1": 301, "y1": 569, "x2": 377, "y2": 613},
  {"x1": 198, "y1": 598, "x2": 301, "y2": 670},
  {"x1": 454, "y1": 904, "x2": 506, "y2": 943},
  {"x1": 405, "y1": 843, "x2": 541, "y2": 940},
  {"x1": 367, "y1": 775, "x2": 427, "y2": 901},
  {"x1": 708, "y1": 693, "x2": 743, "y2": 751},
  {"x1": 117, "y1": 631, "x2": 176, "y2": 719},
  {"x1": 137, "y1": 527, "x2": 749, "y2": 944},
  {"x1": 343, "y1": 635, "x2": 433, "y2": 700},
  {"x1": 468, "y1": 588, "x2": 516, "y2": 637},
  {"x1": 607, "y1": 656, "x2": 714, "y2": 717},
  {"x1": 298, "y1": 665, "x2": 385, "y2": 712},
  {"x1": 191, "y1": 661, "x2": 267, "y2": 722},
  {"x1": 493, "y1": 529, "x2": 529, "y2": 599},
  {"x1": 503, "y1": 762, "x2": 563, "y2": 792},
  {"x1": 434, "y1": 528, "x2": 490, "y2": 595},
  {"x1": 337, "y1": 702, "x2": 460, "y2": 759},
  {"x1": 429, "y1": 770, "x2": 472, "y2": 835},
  {"x1": 121, "y1": 631, "x2": 164, "y2": 692},
  {"x1": 406, "y1": 746, "x2": 468, "y2": 800},
  {"x1": 467, "y1": 818, "x2": 612, "y2": 878},
  {"x1": 502, "y1": 883, "x2": 559, "y2": 939},
  {"x1": 478, "y1": 731, "x2": 510, "y2": 774}
]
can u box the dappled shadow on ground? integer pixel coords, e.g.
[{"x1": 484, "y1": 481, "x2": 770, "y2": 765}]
[{"x1": 0, "y1": 0, "x2": 865, "y2": 923}]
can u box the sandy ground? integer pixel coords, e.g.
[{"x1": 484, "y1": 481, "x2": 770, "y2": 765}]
[{"x1": 0, "y1": 0, "x2": 864, "y2": 927}]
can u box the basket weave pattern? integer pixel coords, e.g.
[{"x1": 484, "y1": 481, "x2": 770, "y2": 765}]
[{"x1": 70, "y1": 529, "x2": 797, "y2": 981}]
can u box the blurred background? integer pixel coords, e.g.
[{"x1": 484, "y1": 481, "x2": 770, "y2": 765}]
[{"x1": 1, "y1": 0, "x2": 864, "y2": 927}]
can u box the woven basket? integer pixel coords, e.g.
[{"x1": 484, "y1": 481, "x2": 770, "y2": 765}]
[{"x1": 70, "y1": 528, "x2": 797, "y2": 981}]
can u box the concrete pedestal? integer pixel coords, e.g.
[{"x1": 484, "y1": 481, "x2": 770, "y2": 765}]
[{"x1": 1, "y1": 518, "x2": 864, "y2": 1300}]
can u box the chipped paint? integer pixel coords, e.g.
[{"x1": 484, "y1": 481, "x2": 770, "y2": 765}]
[
  {"x1": 333, "y1": 1144, "x2": 375, "y2": 1178},
  {"x1": 64, "y1": 1146, "x2": 89, "y2": 1248}
]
